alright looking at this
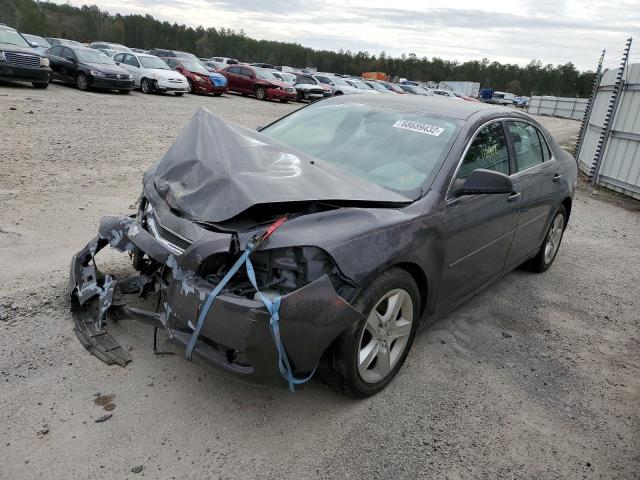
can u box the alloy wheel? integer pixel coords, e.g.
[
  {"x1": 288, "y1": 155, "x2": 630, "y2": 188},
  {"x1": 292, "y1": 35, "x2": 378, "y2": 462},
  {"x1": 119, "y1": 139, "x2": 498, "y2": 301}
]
[
  {"x1": 256, "y1": 87, "x2": 266, "y2": 100},
  {"x1": 141, "y1": 78, "x2": 151, "y2": 94},
  {"x1": 357, "y1": 288, "x2": 414, "y2": 384},
  {"x1": 544, "y1": 212, "x2": 565, "y2": 264},
  {"x1": 76, "y1": 74, "x2": 88, "y2": 91}
]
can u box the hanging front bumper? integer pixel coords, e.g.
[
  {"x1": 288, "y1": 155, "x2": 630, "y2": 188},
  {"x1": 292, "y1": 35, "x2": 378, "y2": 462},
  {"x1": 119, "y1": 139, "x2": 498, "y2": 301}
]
[{"x1": 68, "y1": 215, "x2": 363, "y2": 380}]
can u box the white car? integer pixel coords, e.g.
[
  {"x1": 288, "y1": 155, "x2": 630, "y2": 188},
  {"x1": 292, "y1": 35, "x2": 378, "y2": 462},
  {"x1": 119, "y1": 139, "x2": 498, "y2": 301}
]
[
  {"x1": 209, "y1": 56, "x2": 239, "y2": 66},
  {"x1": 430, "y1": 89, "x2": 464, "y2": 100},
  {"x1": 345, "y1": 79, "x2": 381, "y2": 94},
  {"x1": 271, "y1": 72, "x2": 327, "y2": 102},
  {"x1": 113, "y1": 52, "x2": 189, "y2": 95},
  {"x1": 312, "y1": 74, "x2": 361, "y2": 95}
]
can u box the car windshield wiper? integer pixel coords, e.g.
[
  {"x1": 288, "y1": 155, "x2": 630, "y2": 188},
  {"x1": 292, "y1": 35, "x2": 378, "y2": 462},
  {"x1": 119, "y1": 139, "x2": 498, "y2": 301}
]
[{"x1": 0, "y1": 42, "x2": 30, "y2": 47}]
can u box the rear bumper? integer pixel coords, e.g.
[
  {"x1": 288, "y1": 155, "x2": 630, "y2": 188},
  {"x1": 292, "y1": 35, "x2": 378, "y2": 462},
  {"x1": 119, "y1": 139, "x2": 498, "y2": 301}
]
[
  {"x1": 0, "y1": 64, "x2": 50, "y2": 84},
  {"x1": 69, "y1": 214, "x2": 362, "y2": 382}
]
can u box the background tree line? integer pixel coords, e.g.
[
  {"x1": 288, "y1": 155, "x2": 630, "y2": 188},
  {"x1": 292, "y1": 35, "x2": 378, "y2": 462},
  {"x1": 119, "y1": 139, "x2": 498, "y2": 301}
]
[{"x1": 1, "y1": 0, "x2": 597, "y2": 96}]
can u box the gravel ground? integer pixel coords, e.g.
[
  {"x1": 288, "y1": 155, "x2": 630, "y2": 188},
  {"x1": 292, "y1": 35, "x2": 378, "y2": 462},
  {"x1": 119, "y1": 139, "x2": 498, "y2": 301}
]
[{"x1": 1, "y1": 82, "x2": 638, "y2": 480}]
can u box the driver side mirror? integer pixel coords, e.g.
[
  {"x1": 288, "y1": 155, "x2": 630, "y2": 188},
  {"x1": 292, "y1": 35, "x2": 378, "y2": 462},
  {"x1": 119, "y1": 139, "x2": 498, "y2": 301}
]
[
  {"x1": 65, "y1": 56, "x2": 76, "y2": 63},
  {"x1": 29, "y1": 41, "x2": 39, "y2": 48},
  {"x1": 452, "y1": 169, "x2": 513, "y2": 196}
]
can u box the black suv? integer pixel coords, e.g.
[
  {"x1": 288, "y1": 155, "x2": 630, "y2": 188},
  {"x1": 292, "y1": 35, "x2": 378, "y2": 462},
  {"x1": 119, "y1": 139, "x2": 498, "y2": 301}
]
[{"x1": 0, "y1": 24, "x2": 51, "y2": 88}]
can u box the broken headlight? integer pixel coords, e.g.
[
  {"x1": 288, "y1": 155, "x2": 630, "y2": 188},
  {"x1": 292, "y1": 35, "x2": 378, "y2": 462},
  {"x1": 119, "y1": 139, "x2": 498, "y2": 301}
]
[{"x1": 200, "y1": 246, "x2": 357, "y2": 300}]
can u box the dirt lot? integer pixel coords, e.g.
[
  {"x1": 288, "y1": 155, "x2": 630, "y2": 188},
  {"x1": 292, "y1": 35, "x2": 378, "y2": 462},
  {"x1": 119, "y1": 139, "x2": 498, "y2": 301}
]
[{"x1": 1, "y1": 83, "x2": 638, "y2": 480}]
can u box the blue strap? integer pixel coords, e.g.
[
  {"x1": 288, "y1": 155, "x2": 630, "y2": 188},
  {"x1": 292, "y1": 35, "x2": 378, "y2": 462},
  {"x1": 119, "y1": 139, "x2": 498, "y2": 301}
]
[
  {"x1": 185, "y1": 244, "x2": 315, "y2": 391},
  {"x1": 245, "y1": 256, "x2": 315, "y2": 392},
  {"x1": 185, "y1": 249, "x2": 251, "y2": 360}
]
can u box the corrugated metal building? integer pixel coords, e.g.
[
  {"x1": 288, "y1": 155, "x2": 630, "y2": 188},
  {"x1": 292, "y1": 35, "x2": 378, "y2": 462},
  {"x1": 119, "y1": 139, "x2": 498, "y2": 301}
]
[{"x1": 577, "y1": 63, "x2": 640, "y2": 199}]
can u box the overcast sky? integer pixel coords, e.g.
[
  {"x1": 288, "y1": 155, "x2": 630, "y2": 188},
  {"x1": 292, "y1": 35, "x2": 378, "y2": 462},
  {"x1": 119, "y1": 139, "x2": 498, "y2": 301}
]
[{"x1": 55, "y1": 0, "x2": 639, "y2": 70}]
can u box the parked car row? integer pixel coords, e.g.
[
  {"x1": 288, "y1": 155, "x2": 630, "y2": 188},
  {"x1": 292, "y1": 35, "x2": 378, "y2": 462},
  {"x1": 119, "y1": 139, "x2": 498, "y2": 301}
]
[{"x1": 1, "y1": 24, "x2": 485, "y2": 104}]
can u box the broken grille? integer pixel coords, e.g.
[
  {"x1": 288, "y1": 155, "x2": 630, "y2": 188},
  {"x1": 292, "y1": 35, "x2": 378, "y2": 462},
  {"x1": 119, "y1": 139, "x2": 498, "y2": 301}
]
[{"x1": 146, "y1": 210, "x2": 192, "y2": 253}]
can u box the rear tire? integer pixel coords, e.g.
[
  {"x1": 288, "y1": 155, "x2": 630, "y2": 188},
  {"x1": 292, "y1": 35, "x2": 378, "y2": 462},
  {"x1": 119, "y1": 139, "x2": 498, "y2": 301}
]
[
  {"x1": 319, "y1": 268, "x2": 420, "y2": 397},
  {"x1": 280, "y1": 99, "x2": 289, "y2": 103},
  {"x1": 118, "y1": 89, "x2": 131, "y2": 94},
  {"x1": 32, "y1": 82, "x2": 49, "y2": 89},
  {"x1": 525, "y1": 204, "x2": 567, "y2": 273},
  {"x1": 213, "y1": 93, "x2": 222, "y2": 97},
  {"x1": 76, "y1": 73, "x2": 88, "y2": 91},
  {"x1": 187, "y1": 80, "x2": 194, "y2": 94}
]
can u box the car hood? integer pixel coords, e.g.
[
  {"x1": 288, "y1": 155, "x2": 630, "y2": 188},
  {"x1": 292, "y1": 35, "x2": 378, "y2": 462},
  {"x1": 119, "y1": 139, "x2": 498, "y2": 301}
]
[
  {"x1": 144, "y1": 108, "x2": 410, "y2": 223},
  {"x1": 0, "y1": 43, "x2": 46, "y2": 57},
  {"x1": 84, "y1": 62, "x2": 129, "y2": 75},
  {"x1": 263, "y1": 79, "x2": 290, "y2": 89},
  {"x1": 148, "y1": 68, "x2": 185, "y2": 80},
  {"x1": 295, "y1": 83, "x2": 323, "y2": 91}
]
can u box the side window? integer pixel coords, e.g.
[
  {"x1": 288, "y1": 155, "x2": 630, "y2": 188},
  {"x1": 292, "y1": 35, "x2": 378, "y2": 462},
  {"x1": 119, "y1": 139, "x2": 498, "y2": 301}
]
[
  {"x1": 226, "y1": 66, "x2": 238, "y2": 74},
  {"x1": 166, "y1": 58, "x2": 177, "y2": 68},
  {"x1": 124, "y1": 54, "x2": 139, "y2": 67},
  {"x1": 240, "y1": 67, "x2": 253, "y2": 77},
  {"x1": 62, "y1": 47, "x2": 75, "y2": 60},
  {"x1": 506, "y1": 121, "x2": 544, "y2": 172},
  {"x1": 317, "y1": 76, "x2": 330, "y2": 84},
  {"x1": 457, "y1": 122, "x2": 510, "y2": 179},
  {"x1": 113, "y1": 53, "x2": 124, "y2": 63},
  {"x1": 538, "y1": 130, "x2": 552, "y2": 161},
  {"x1": 49, "y1": 45, "x2": 63, "y2": 57}
]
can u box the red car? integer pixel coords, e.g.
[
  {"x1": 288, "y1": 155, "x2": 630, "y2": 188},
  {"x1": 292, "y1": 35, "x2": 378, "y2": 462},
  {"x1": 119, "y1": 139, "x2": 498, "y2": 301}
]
[
  {"x1": 221, "y1": 65, "x2": 297, "y2": 102},
  {"x1": 163, "y1": 57, "x2": 228, "y2": 96}
]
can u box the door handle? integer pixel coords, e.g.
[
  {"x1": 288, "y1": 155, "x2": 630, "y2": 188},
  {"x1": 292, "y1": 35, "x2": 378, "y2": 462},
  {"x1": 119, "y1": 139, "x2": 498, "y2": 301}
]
[
  {"x1": 553, "y1": 174, "x2": 563, "y2": 183},
  {"x1": 507, "y1": 192, "x2": 521, "y2": 202}
]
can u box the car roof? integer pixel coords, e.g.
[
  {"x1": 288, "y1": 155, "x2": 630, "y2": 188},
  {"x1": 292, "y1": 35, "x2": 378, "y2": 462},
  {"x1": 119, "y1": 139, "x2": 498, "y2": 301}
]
[{"x1": 326, "y1": 94, "x2": 512, "y2": 120}]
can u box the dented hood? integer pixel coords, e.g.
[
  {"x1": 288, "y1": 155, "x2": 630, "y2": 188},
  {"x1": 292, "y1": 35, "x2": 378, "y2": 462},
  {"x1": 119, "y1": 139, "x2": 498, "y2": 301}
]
[{"x1": 144, "y1": 108, "x2": 410, "y2": 223}]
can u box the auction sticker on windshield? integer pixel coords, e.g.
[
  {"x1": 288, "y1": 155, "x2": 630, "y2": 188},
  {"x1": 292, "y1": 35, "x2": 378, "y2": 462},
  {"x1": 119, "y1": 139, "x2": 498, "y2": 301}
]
[{"x1": 393, "y1": 120, "x2": 444, "y2": 136}]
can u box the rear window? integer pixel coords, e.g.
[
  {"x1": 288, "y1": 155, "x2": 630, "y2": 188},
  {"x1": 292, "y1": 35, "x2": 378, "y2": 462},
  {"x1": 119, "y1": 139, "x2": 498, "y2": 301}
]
[{"x1": 261, "y1": 103, "x2": 461, "y2": 197}]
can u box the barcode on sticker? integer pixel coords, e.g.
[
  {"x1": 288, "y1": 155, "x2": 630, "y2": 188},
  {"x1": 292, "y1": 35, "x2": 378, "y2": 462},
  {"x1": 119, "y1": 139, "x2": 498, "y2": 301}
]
[{"x1": 393, "y1": 120, "x2": 444, "y2": 136}]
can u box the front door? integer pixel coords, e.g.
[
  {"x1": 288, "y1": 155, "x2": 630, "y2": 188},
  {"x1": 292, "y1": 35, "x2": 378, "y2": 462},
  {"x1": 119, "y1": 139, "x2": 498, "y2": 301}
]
[{"x1": 437, "y1": 121, "x2": 522, "y2": 310}]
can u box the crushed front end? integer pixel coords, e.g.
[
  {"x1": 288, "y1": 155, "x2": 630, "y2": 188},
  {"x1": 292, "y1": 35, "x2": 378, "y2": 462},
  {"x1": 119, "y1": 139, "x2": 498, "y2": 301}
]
[{"x1": 68, "y1": 194, "x2": 364, "y2": 383}]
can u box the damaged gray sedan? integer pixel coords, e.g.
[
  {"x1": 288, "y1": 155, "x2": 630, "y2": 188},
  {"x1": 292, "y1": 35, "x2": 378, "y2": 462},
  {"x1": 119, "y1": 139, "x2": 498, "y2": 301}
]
[{"x1": 70, "y1": 95, "x2": 576, "y2": 397}]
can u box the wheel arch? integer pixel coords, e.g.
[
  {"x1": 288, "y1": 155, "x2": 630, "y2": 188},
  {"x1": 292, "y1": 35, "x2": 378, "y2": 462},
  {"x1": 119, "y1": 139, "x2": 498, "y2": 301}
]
[{"x1": 393, "y1": 262, "x2": 429, "y2": 317}]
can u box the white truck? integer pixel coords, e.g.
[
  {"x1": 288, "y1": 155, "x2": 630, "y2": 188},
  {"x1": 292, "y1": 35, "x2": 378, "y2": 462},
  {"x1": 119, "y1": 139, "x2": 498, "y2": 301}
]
[
  {"x1": 439, "y1": 81, "x2": 481, "y2": 98},
  {"x1": 490, "y1": 91, "x2": 516, "y2": 105}
]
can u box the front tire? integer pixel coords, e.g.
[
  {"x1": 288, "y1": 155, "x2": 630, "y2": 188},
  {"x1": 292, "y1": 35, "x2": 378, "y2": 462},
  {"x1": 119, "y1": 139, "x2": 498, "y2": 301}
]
[
  {"x1": 32, "y1": 82, "x2": 49, "y2": 89},
  {"x1": 175, "y1": 92, "x2": 184, "y2": 97},
  {"x1": 255, "y1": 87, "x2": 267, "y2": 100},
  {"x1": 140, "y1": 78, "x2": 152, "y2": 94},
  {"x1": 76, "y1": 73, "x2": 88, "y2": 91},
  {"x1": 118, "y1": 89, "x2": 131, "y2": 94},
  {"x1": 319, "y1": 268, "x2": 420, "y2": 397},
  {"x1": 526, "y1": 204, "x2": 567, "y2": 273}
]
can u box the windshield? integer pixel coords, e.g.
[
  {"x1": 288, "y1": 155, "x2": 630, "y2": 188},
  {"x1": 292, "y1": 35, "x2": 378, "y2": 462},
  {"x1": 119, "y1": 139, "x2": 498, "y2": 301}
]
[
  {"x1": 261, "y1": 103, "x2": 461, "y2": 196},
  {"x1": 255, "y1": 68, "x2": 277, "y2": 80},
  {"x1": 181, "y1": 60, "x2": 208, "y2": 74},
  {"x1": 140, "y1": 56, "x2": 170, "y2": 69},
  {"x1": 77, "y1": 49, "x2": 115, "y2": 64},
  {"x1": 0, "y1": 29, "x2": 30, "y2": 48},
  {"x1": 331, "y1": 76, "x2": 349, "y2": 86},
  {"x1": 354, "y1": 80, "x2": 373, "y2": 90},
  {"x1": 175, "y1": 51, "x2": 197, "y2": 60},
  {"x1": 367, "y1": 82, "x2": 388, "y2": 92},
  {"x1": 23, "y1": 34, "x2": 50, "y2": 48},
  {"x1": 109, "y1": 43, "x2": 131, "y2": 52},
  {"x1": 281, "y1": 72, "x2": 296, "y2": 83}
]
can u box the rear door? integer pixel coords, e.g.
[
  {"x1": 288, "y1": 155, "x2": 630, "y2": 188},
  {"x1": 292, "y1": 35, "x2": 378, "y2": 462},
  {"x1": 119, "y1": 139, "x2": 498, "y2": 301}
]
[
  {"x1": 504, "y1": 120, "x2": 561, "y2": 266},
  {"x1": 239, "y1": 67, "x2": 254, "y2": 92},
  {"x1": 437, "y1": 121, "x2": 522, "y2": 309}
]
